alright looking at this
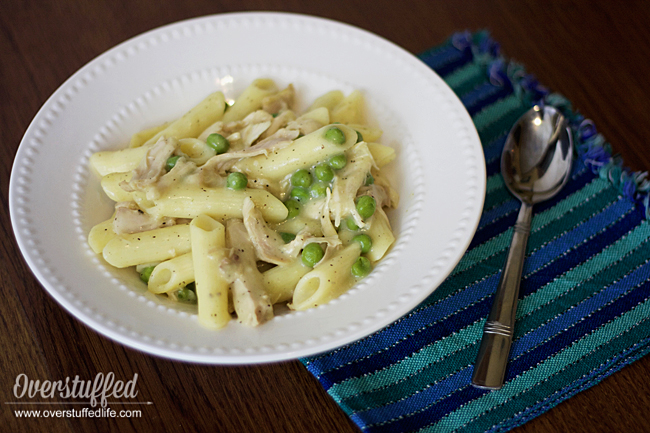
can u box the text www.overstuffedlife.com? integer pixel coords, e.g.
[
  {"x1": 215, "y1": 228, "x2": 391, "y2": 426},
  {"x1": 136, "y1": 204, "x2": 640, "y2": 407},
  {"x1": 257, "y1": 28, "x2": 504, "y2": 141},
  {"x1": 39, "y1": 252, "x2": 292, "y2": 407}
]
[{"x1": 13, "y1": 407, "x2": 143, "y2": 419}]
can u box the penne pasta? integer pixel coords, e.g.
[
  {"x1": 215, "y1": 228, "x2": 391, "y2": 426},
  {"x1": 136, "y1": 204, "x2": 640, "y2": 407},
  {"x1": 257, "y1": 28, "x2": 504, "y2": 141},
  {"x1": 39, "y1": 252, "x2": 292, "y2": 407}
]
[
  {"x1": 90, "y1": 143, "x2": 152, "y2": 176},
  {"x1": 330, "y1": 90, "x2": 365, "y2": 124},
  {"x1": 366, "y1": 207, "x2": 395, "y2": 262},
  {"x1": 230, "y1": 124, "x2": 358, "y2": 181},
  {"x1": 101, "y1": 172, "x2": 133, "y2": 202},
  {"x1": 190, "y1": 215, "x2": 230, "y2": 329},
  {"x1": 150, "y1": 184, "x2": 288, "y2": 223},
  {"x1": 262, "y1": 260, "x2": 310, "y2": 304},
  {"x1": 88, "y1": 216, "x2": 117, "y2": 254},
  {"x1": 89, "y1": 80, "x2": 399, "y2": 330},
  {"x1": 102, "y1": 224, "x2": 191, "y2": 268},
  {"x1": 148, "y1": 253, "x2": 194, "y2": 294},
  {"x1": 221, "y1": 78, "x2": 279, "y2": 123},
  {"x1": 129, "y1": 122, "x2": 171, "y2": 148},
  {"x1": 141, "y1": 91, "x2": 227, "y2": 147},
  {"x1": 290, "y1": 243, "x2": 361, "y2": 311}
]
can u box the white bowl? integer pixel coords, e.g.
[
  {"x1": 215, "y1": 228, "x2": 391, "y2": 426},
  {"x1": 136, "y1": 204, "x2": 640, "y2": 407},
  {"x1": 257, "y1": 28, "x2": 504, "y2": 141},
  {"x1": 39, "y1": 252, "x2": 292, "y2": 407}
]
[{"x1": 10, "y1": 12, "x2": 485, "y2": 364}]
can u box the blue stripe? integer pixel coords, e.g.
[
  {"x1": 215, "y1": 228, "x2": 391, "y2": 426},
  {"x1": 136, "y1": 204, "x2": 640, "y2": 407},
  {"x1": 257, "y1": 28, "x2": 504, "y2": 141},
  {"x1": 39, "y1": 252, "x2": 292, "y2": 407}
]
[
  {"x1": 359, "y1": 367, "x2": 475, "y2": 425},
  {"x1": 511, "y1": 258, "x2": 650, "y2": 358},
  {"x1": 419, "y1": 45, "x2": 473, "y2": 76},
  {"x1": 366, "y1": 386, "x2": 487, "y2": 433},
  {"x1": 522, "y1": 204, "x2": 645, "y2": 296},
  {"x1": 308, "y1": 190, "x2": 636, "y2": 379},
  {"x1": 318, "y1": 297, "x2": 493, "y2": 389},
  {"x1": 478, "y1": 198, "x2": 519, "y2": 228},
  {"x1": 483, "y1": 134, "x2": 507, "y2": 164},
  {"x1": 469, "y1": 167, "x2": 594, "y2": 249},
  {"x1": 462, "y1": 82, "x2": 514, "y2": 116},
  {"x1": 522, "y1": 197, "x2": 634, "y2": 273},
  {"x1": 365, "y1": 277, "x2": 650, "y2": 433}
]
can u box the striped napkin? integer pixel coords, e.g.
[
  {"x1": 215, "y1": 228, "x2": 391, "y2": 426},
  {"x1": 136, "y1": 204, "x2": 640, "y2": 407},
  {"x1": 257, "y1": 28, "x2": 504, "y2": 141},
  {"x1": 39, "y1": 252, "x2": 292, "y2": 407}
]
[{"x1": 301, "y1": 31, "x2": 650, "y2": 433}]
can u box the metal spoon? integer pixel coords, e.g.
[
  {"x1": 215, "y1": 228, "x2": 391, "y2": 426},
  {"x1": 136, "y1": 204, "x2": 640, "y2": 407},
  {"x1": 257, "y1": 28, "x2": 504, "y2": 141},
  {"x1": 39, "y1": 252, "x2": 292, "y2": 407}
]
[{"x1": 471, "y1": 104, "x2": 574, "y2": 390}]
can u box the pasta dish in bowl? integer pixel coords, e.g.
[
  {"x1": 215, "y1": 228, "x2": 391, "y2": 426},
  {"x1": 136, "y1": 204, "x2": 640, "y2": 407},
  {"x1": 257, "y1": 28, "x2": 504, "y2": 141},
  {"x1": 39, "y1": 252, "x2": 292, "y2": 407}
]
[
  {"x1": 10, "y1": 12, "x2": 485, "y2": 363},
  {"x1": 88, "y1": 79, "x2": 399, "y2": 329}
]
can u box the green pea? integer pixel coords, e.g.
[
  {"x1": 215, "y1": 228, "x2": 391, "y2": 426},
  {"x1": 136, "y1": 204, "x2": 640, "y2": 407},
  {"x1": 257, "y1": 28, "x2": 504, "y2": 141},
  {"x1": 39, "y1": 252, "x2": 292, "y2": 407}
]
[
  {"x1": 355, "y1": 130, "x2": 364, "y2": 143},
  {"x1": 314, "y1": 164, "x2": 334, "y2": 182},
  {"x1": 226, "y1": 172, "x2": 248, "y2": 190},
  {"x1": 356, "y1": 195, "x2": 376, "y2": 220},
  {"x1": 290, "y1": 187, "x2": 310, "y2": 202},
  {"x1": 329, "y1": 154, "x2": 347, "y2": 170},
  {"x1": 301, "y1": 243, "x2": 324, "y2": 267},
  {"x1": 139, "y1": 266, "x2": 155, "y2": 283},
  {"x1": 365, "y1": 173, "x2": 375, "y2": 186},
  {"x1": 351, "y1": 256, "x2": 372, "y2": 278},
  {"x1": 206, "y1": 133, "x2": 229, "y2": 154},
  {"x1": 177, "y1": 287, "x2": 197, "y2": 303},
  {"x1": 324, "y1": 126, "x2": 346, "y2": 144},
  {"x1": 346, "y1": 217, "x2": 359, "y2": 231},
  {"x1": 291, "y1": 169, "x2": 312, "y2": 188},
  {"x1": 165, "y1": 156, "x2": 180, "y2": 172},
  {"x1": 285, "y1": 199, "x2": 301, "y2": 219},
  {"x1": 309, "y1": 181, "x2": 328, "y2": 199},
  {"x1": 280, "y1": 232, "x2": 296, "y2": 243},
  {"x1": 352, "y1": 234, "x2": 372, "y2": 254}
]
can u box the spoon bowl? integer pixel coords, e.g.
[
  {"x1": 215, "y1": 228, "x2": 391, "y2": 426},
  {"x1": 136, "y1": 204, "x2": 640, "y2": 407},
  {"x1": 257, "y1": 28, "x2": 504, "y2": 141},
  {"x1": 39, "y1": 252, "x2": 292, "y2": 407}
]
[
  {"x1": 472, "y1": 104, "x2": 574, "y2": 390},
  {"x1": 502, "y1": 105, "x2": 574, "y2": 204}
]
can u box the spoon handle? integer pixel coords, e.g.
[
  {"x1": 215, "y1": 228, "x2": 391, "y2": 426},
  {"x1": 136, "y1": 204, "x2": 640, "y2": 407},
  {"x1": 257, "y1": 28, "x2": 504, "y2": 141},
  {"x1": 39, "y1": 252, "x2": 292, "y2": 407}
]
[{"x1": 472, "y1": 202, "x2": 533, "y2": 389}]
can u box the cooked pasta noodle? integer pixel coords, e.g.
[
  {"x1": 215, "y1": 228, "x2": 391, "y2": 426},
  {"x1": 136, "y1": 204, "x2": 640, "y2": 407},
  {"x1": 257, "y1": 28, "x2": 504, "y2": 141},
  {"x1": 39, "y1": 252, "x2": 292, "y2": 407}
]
[{"x1": 88, "y1": 79, "x2": 399, "y2": 330}]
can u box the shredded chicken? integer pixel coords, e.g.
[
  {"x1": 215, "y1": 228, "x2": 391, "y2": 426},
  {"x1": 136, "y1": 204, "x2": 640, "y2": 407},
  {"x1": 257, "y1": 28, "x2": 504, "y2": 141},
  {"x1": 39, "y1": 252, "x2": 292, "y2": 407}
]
[
  {"x1": 260, "y1": 110, "x2": 296, "y2": 139},
  {"x1": 112, "y1": 202, "x2": 175, "y2": 235},
  {"x1": 242, "y1": 197, "x2": 341, "y2": 265},
  {"x1": 121, "y1": 136, "x2": 177, "y2": 192},
  {"x1": 219, "y1": 219, "x2": 273, "y2": 326},
  {"x1": 330, "y1": 142, "x2": 377, "y2": 227},
  {"x1": 200, "y1": 128, "x2": 300, "y2": 174},
  {"x1": 242, "y1": 197, "x2": 292, "y2": 265},
  {"x1": 262, "y1": 84, "x2": 295, "y2": 115}
]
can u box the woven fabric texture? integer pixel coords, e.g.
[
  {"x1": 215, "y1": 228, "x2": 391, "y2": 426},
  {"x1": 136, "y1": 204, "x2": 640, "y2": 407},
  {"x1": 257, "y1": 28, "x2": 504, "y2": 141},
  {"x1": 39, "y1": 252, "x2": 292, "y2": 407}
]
[{"x1": 301, "y1": 31, "x2": 650, "y2": 433}]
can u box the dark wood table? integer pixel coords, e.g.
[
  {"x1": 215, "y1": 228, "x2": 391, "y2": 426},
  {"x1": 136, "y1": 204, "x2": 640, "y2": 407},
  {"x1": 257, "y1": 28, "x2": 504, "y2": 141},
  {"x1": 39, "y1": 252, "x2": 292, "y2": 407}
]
[{"x1": 2, "y1": 1, "x2": 649, "y2": 432}]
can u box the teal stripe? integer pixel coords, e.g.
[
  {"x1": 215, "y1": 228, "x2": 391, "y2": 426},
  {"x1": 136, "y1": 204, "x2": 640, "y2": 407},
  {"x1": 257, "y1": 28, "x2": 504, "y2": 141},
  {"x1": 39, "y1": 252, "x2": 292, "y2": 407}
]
[
  {"x1": 337, "y1": 224, "x2": 650, "y2": 412},
  {"x1": 329, "y1": 321, "x2": 484, "y2": 402},
  {"x1": 530, "y1": 178, "x2": 612, "y2": 231},
  {"x1": 478, "y1": 104, "x2": 530, "y2": 146},
  {"x1": 453, "y1": 178, "x2": 616, "y2": 277},
  {"x1": 462, "y1": 316, "x2": 650, "y2": 433},
  {"x1": 516, "y1": 239, "x2": 650, "y2": 334},
  {"x1": 472, "y1": 94, "x2": 523, "y2": 132},
  {"x1": 482, "y1": 185, "x2": 513, "y2": 211},
  {"x1": 445, "y1": 64, "x2": 488, "y2": 97},
  {"x1": 443, "y1": 62, "x2": 485, "y2": 93},
  {"x1": 485, "y1": 173, "x2": 504, "y2": 194},
  {"x1": 518, "y1": 222, "x2": 650, "y2": 318},
  {"x1": 425, "y1": 296, "x2": 650, "y2": 432}
]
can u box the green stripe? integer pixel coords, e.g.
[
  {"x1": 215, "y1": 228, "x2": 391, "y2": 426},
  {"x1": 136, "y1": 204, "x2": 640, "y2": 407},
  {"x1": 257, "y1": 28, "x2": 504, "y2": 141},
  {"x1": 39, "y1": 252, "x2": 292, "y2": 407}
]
[
  {"x1": 472, "y1": 94, "x2": 523, "y2": 132},
  {"x1": 517, "y1": 222, "x2": 650, "y2": 318},
  {"x1": 482, "y1": 185, "x2": 513, "y2": 211},
  {"x1": 485, "y1": 173, "x2": 504, "y2": 194},
  {"x1": 516, "y1": 238, "x2": 650, "y2": 334},
  {"x1": 462, "y1": 316, "x2": 650, "y2": 433},
  {"x1": 329, "y1": 321, "x2": 483, "y2": 402},
  {"x1": 478, "y1": 103, "x2": 530, "y2": 145},
  {"x1": 453, "y1": 178, "x2": 615, "y2": 277},
  {"x1": 338, "y1": 225, "x2": 650, "y2": 413},
  {"x1": 338, "y1": 341, "x2": 477, "y2": 414},
  {"x1": 526, "y1": 186, "x2": 622, "y2": 254},
  {"x1": 530, "y1": 178, "x2": 612, "y2": 231},
  {"x1": 443, "y1": 63, "x2": 486, "y2": 96},
  {"x1": 425, "y1": 296, "x2": 650, "y2": 432}
]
